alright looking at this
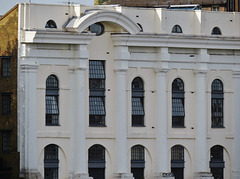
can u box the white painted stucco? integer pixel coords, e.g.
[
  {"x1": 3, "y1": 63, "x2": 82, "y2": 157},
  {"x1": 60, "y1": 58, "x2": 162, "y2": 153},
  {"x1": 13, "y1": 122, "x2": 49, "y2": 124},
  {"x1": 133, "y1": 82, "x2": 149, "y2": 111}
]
[{"x1": 17, "y1": 3, "x2": 240, "y2": 179}]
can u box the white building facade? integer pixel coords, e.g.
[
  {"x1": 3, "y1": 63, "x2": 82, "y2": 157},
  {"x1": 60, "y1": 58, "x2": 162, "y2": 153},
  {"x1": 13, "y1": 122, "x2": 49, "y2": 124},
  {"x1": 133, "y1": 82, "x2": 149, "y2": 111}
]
[{"x1": 17, "y1": 3, "x2": 240, "y2": 179}]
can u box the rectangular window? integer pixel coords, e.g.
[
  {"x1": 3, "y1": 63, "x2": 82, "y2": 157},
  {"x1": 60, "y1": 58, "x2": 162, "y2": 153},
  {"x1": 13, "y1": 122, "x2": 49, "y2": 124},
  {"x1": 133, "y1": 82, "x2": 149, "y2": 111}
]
[
  {"x1": 132, "y1": 97, "x2": 144, "y2": 126},
  {"x1": 172, "y1": 96, "x2": 185, "y2": 127},
  {"x1": 211, "y1": 98, "x2": 223, "y2": 128},
  {"x1": 2, "y1": 94, "x2": 11, "y2": 115},
  {"x1": 89, "y1": 61, "x2": 106, "y2": 127},
  {"x1": 2, "y1": 131, "x2": 11, "y2": 152},
  {"x1": 2, "y1": 58, "x2": 11, "y2": 77}
]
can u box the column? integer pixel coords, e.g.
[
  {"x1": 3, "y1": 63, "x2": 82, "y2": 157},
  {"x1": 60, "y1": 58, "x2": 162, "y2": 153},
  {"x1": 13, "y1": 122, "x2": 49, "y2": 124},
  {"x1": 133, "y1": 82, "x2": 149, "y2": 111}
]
[
  {"x1": 193, "y1": 71, "x2": 213, "y2": 179},
  {"x1": 113, "y1": 46, "x2": 133, "y2": 179},
  {"x1": 232, "y1": 72, "x2": 240, "y2": 179},
  {"x1": 155, "y1": 69, "x2": 174, "y2": 179},
  {"x1": 20, "y1": 62, "x2": 41, "y2": 178},
  {"x1": 71, "y1": 45, "x2": 92, "y2": 179}
]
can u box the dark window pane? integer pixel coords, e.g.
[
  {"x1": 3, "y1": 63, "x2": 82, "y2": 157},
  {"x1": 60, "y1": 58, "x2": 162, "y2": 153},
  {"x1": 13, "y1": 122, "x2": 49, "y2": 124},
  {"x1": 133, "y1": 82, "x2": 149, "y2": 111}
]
[
  {"x1": 89, "y1": 22, "x2": 104, "y2": 36},
  {"x1": 89, "y1": 145, "x2": 105, "y2": 161},
  {"x1": 46, "y1": 75, "x2": 59, "y2": 126},
  {"x1": 172, "y1": 78, "x2": 184, "y2": 127},
  {"x1": 89, "y1": 61, "x2": 105, "y2": 80},
  {"x1": 2, "y1": 131, "x2": 11, "y2": 152},
  {"x1": 45, "y1": 20, "x2": 57, "y2": 28},
  {"x1": 211, "y1": 79, "x2": 224, "y2": 128},
  {"x1": 172, "y1": 25, "x2": 182, "y2": 33},
  {"x1": 2, "y1": 58, "x2": 11, "y2": 77},
  {"x1": 45, "y1": 145, "x2": 58, "y2": 160},
  {"x1": 132, "y1": 77, "x2": 144, "y2": 127},
  {"x1": 211, "y1": 146, "x2": 223, "y2": 161},
  {"x1": 89, "y1": 61, "x2": 105, "y2": 127},
  {"x1": 131, "y1": 145, "x2": 144, "y2": 161},
  {"x1": 171, "y1": 145, "x2": 184, "y2": 161},
  {"x1": 2, "y1": 94, "x2": 11, "y2": 115},
  {"x1": 211, "y1": 27, "x2": 222, "y2": 35}
]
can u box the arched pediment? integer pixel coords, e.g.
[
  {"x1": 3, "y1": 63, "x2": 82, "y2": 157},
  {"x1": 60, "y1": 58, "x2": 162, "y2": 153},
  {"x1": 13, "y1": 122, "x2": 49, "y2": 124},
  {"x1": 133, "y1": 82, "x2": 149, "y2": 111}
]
[{"x1": 64, "y1": 10, "x2": 141, "y2": 34}]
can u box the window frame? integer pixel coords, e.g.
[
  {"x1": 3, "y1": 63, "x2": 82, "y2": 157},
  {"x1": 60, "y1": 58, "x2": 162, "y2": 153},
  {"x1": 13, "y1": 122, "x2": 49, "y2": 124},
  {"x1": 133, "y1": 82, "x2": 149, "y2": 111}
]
[
  {"x1": 172, "y1": 78, "x2": 185, "y2": 128},
  {"x1": 172, "y1": 25, "x2": 183, "y2": 33},
  {"x1": 1, "y1": 57, "x2": 11, "y2": 77},
  {"x1": 45, "y1": 75, "x2": 59, "y2": 126},
  {"x1": 2, "y1": 93, "x2": 11, "y2": 115},
  {"x1": 131, "y1": 77, "x2": 145, "y2": 127},
  {"x1": 89, "y1": 60, "x2": 106, "y2": 127},
  {"x1": 44, "y1": 144, "x2": 59, "y2": 179},
  {"x1": 211, "y1": 27, "x2": 222, "y2": 35},
  {"x1": 211, "y1": 79, "x2": 224, "y2": 128},
  {"x1": 2, "y1": 131, "x2": 11, "y2": 152}
]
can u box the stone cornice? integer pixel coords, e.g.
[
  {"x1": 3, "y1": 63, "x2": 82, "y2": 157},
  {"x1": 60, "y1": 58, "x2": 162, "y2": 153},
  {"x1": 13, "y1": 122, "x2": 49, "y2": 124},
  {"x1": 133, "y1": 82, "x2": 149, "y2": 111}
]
[
  {"x1": 111, "y1": 34, "x2": 240, "y2": 50},
  {"x1": 21, "y1": 30, "x2": 95, "y2": 45}
]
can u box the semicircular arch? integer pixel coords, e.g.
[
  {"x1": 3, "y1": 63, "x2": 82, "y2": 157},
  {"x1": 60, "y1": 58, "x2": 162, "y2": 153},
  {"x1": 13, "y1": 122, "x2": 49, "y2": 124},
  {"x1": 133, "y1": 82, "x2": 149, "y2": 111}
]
[{"x1": 65, "y1": 10, "x2": 141, "y2": 34}]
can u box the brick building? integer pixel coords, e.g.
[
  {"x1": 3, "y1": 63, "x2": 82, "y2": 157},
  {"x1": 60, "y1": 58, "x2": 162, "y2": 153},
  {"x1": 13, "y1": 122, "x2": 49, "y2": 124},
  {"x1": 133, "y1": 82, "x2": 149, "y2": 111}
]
[
  {"x1": 0, "y1": 5, "x2": 20, "y2": 179},
  {"x1": 105, "y1": 0, "x2": 240, "y2": 12}
]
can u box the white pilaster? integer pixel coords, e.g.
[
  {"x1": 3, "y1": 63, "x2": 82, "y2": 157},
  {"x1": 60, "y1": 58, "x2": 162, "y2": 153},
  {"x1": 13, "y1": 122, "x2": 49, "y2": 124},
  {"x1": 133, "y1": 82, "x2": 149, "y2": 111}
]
[
  {"x1": 232, "y1": 71, "x2": 240, "y2": 179},
  {"x1": 113, "y1": 46, "x2": 133, "y2": 179},
  {"x1": 70, "y1": 44, "x2": 92, "y2": 179},
  {"x1": 193, "y1": 70, "x2": 213, "y2": 179},
  {"x1": 155, "y1": 69, "x2": 173, "y2": 179},
  {"x1": 20, "y1": 62, "x2": 41, "y2": 178}
]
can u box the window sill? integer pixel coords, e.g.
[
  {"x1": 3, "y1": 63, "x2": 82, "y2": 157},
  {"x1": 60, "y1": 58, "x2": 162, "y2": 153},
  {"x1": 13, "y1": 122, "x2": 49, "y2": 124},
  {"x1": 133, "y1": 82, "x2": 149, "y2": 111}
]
[
  {"x1": 89, "y1": 125, "x2": 107, "y2": 127},
  {"x1": 132, "y1": 125, "x2": 145, "y2": 127},
  {"x1": 172, "y1": 126, "x2": 186, "y2": 128},
  {"x1": 46, "y1": 125, "x2": 60, "y2": 126},
  {"x1": 211, "y1": 126, "x2": 225, "y2": 129}
]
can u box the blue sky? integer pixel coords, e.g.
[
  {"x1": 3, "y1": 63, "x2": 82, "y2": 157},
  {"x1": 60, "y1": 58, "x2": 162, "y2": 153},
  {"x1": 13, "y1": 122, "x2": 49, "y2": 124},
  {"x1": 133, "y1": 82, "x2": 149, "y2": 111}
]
[{"x1": 0, "y1": 0, "x2": 94, "y2": 15}]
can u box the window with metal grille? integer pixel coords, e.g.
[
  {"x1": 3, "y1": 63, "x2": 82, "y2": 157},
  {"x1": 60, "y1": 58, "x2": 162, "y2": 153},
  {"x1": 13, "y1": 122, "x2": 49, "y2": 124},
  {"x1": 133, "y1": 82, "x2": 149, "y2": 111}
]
[
  {"x1": 132, "y1": 77, "x2": 145, "y2": 127},
  {"x1": 46, "y1": 75, "x2": 59, "y2": 126},
  {"x1": 89, "y1": 145, "x2": 105, "y2": 161},
  {"x1": 131, "y1": 145, "x2": 145, "y2": 161},
  {"x1": 211, "y1": 79, "x2": 224, "y2": 128},
  {"x1": 2, "y1": 94, "x2": 11, "y2": 115},
  {"x1": 89, "y1": 61, "x2": 106, "y2": 127},
  {"x1": 172, "y1": 78, "x2": 185, "y2": 127},
  {"x1": 172, "y1": 25, "x2": 182, "y2": 33},
  {"x1": 171, "y1": 145, "x2": 184, "y2": 161},
  {"x1": 2, "y1": 131, "x2": 11, "y2": 152},
  {"x1": 1, "y1": 58, "x2": 11, "y2": 77},
  {"x1": 44, "y1": 144, "x2": 59, "y2": 179},
  {"x1": 210, "y1": 145, "x2": 224, "y2": 179}
]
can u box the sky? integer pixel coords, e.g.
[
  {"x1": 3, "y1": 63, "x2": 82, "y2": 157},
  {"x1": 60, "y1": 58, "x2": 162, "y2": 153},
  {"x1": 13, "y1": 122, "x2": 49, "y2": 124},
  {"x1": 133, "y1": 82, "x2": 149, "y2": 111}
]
[{"x1": 0, "y1": 0, "x2": 94, "y2": 15}]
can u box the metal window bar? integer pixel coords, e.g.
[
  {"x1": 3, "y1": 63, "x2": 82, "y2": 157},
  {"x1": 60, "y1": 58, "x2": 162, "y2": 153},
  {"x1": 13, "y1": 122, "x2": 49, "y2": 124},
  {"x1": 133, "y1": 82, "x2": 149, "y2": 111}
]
[
  {"x1": 89, "y1": 61, "x2": 105, "y2": 79},
  {"x1": 171, "y1": 145, "x2": 184, "y2": 161},
  {"x1": 89, "y1": 145, "x2": 105, "y2": 161},
  {"x1": 131, "y1": 145, "x2": 144, "y2": 160},
  {"x1": 211, "y1": 80, "x2": 224, "y2": 127}
]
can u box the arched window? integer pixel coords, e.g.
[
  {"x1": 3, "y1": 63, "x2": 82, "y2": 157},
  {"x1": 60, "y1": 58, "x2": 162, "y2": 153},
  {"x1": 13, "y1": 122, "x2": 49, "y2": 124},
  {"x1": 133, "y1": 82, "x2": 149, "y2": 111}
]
[
  {"x1": 172, "y1": 78, "x2": 185, "y2": 127},
  {"x1": 210, "y1": 145, "x2": 224, "y2": 179},
  {"x1": 131, "y1": 145, "x2": 145, "y2": 179},
  {"x1": 45, "y1": 20, "x2": 57, "y2": 28},
  {"x1": 89, "y1": 22, "x2": 104, "y2": 36},
  {"x1": 211, "y1": 79, "x2": 224, "y2": 128},
  {"x1": 132, "y1": 77, "x2": 145, "y2": 127},
  {"x1": 171, "y1": 145, "x2": 184, "y2": 179},
  {"x1": 44, "y1": 144, "x2": 59, "y2": 179},
  {"x1": 172, "y1": 25, "x2": 182, "y2": 33},
  {"x1": 46, "y1": 75, "x2": 59, "y2": 126},
  {"x1": 88, "y1": 145, "x2": 105, "y2": 179},
  {"x1": 211, "y1": 27, "x2": 222, "y2": 35}
]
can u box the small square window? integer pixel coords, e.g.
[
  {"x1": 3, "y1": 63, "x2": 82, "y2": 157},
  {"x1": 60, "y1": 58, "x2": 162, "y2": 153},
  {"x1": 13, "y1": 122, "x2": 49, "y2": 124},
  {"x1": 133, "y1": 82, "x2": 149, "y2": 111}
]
[
  {"x1": 2, "y1": 94, "x2": 11, "y2": 115},
  {"x1": 2, "y1": 131, "x2": 11, "y2": 152},
  {"x1": 2, "y1": 58, "x2": 11, "y2": 77}
]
